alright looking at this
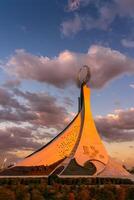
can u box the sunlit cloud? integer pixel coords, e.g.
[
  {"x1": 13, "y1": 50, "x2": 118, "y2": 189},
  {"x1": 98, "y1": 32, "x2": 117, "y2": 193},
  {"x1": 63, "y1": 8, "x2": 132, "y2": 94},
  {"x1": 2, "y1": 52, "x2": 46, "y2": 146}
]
[
  {"x1": 95, "y1": 108, "x2": 134, "y2": 142},
  {"x1": 4, "y1": 45, "x2": 134, "y2": 89}
]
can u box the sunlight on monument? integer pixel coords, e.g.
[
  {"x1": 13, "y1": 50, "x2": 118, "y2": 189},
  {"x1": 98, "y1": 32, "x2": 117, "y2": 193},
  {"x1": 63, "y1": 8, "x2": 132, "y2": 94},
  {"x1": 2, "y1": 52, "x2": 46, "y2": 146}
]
[{"x1": 0, "y1": 66, "x2": 132, "y2": 180}]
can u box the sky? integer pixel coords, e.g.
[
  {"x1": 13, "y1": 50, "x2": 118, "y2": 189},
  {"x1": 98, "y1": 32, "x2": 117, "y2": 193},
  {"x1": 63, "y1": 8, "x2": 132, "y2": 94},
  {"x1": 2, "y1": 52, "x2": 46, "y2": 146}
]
[{"x1": 0, "y1": 0, "x2": 134, "y2": 168}]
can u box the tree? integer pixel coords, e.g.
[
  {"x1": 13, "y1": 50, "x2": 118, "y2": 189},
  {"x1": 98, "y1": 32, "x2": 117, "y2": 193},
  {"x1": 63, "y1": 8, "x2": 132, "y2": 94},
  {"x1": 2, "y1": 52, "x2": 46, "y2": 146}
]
[
  {"x1": 77, "y1": 188, "x2": 90, "y2": 200},
  {"x1": 95, "y1": 187, "x2": 115, "y2": 200},
  {"x1": 0, "y1": 188, "x2": 15, "y2": 200},
  {"x1": 31, "y1": 189, "x2": 45, "y2": 200},
  {"x1": 126, "y1": 187, "x2": 134, "y2": 200},
  {"x1": 68, "y1": 192, "x2": 75, "y2": 200}
]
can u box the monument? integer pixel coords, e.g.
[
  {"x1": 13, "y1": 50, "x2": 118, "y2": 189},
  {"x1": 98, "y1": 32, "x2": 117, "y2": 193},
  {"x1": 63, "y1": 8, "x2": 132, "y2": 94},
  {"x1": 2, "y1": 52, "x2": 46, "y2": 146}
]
[{"x1": 0, "y1": 66, "x2": 131, "y2": 179}]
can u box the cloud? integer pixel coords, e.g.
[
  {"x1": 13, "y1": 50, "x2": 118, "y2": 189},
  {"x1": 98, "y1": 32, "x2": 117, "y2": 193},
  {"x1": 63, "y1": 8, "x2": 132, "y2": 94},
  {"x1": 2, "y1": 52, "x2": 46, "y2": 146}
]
[
  {"x1": 0, "y1": 86, "x2": 69, "y2": 130},
  {"x1": 0, "y1": 109, "x2": 37, "y2": 123},
  {"x1": 121, "y1": 39, "x2": 134, "y2": 48},
  {"x1": 61, "y1": 14, "x2": 82, "y2": 36},
  {"x1": 3, "y1": 79, "x2": 21, "y2": 88},
  {"x1": 5, "y1": 49, "x2": 77, "y2": 88},
  {"x1": 129, "y1": 145, "x2": 134, "y2": 148},
  {"x1": 0, "y1": 87, "x2": 23, "y2": 109},
  {"x1": 95, "y1": 108, "x2": 134, "y2": 142},
  {"x1": 5, "y1": 45, "x2": 134, "y2": 89},
  {"x1": 67, "y1": 0, "x2": 81, "y2": 11},
  {"x1": 20, "y1": 25, "x2": 27, "y2": 33},
  {"x1": 63, "y1": 96, "x2": 74, "y2": 107},
  {"x1": 0, "y1": 87, "x2": 34, "y2": 123},
  {"x1": 67, "y1": 0, "x2": 91, "y2": 11},
  {"x1": 115, "y1": 0, "x2": 134, "y2": 17},
  {"x1": 62, "y1": 5, "x2": 117, "y2": 36},
  {"x1": 129, "y1": 84, "x2": 134, "y2": 89},
  {"x1": 0, "y1": 127, "x2": 40, "y2": 151},
  {"x1": 62, "y1": 0, "x2": 134, "y2": 36},
  {"x1": 13, "y1": 89, "x2": 69, "y2": 129}
]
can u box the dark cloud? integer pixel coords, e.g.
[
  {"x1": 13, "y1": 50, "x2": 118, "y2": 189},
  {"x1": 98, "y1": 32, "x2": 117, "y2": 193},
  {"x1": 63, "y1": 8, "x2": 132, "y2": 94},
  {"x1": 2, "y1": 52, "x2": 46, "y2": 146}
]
[
  {"x1": 0, "y1": 87, "x2": 69, "y2": 130},
  {"x1": 14, "y1": 89, "x2": 69, "y2": 129},
  {"x1": 129, "y1": 145, "x2": 134, "y2": 148},
  {"x1": 0, "y1": 127, "x2": 40, "y2": 151},
  {"x1": 5, "y1": 46, "x2": 134, "y2": 89},
  {"x1": 63, "y1": 97, "x2": 74, "y2": 106},
  {"x1": 0, "y1": 126, "x2": 54, "y2": 165},
  {"x1": 95, "y1": 108, "x2": 134, "y2": 142},
  {"x1": 0, "y1": 87, "x2": 22, "y2": 109},
  {"x1": 0, "y1": 109, "x2": 38, "y2": 123},
  {"x1": 7, "y1": 127, "x2": 33, "y2": 138},
  {"x1": 3, "y1": 79, "x2": 21, "y2": 88}
]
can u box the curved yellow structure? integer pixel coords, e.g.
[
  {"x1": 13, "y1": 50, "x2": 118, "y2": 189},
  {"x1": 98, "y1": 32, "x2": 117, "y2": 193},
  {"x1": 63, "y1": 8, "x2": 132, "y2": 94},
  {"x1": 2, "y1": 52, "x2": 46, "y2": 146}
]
[
  {"x1": 74, "y1": 85, "x2": 108, "y2": 166},
  {"x1": 1, "y1": 83, "x2": 130, "y2": 177},
  {"x1": 16, "y1": 112, "x2": 82, "y2": 167}
]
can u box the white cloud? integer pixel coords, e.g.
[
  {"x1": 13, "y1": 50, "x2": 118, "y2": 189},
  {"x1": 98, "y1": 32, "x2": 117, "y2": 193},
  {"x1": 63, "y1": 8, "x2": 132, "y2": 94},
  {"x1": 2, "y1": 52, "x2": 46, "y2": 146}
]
[
  {"x1": 4, "y1": 45, "x2": 134, "y2": 89},
  {"x1": 121, "y1": 39, "x2": 134, "y2": 48},
  {"x1": 62, "y1": 0, "x2": 134, "y2": 36},
  {"x1": 67, "y1": 0, "x2": 81, "y2": 11},
  {"x1": 129, "y1": 84, "x2": 134, "y2": 89},
  {"x1": 61, "y1": 5, "x2": 117, "y2": 36},
  {"x1": 67, "y1": 0, "x2": 91, "y2": 11},
  {"x1": 61, "y1": 14, "x2": 82, "y2": 36}
]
